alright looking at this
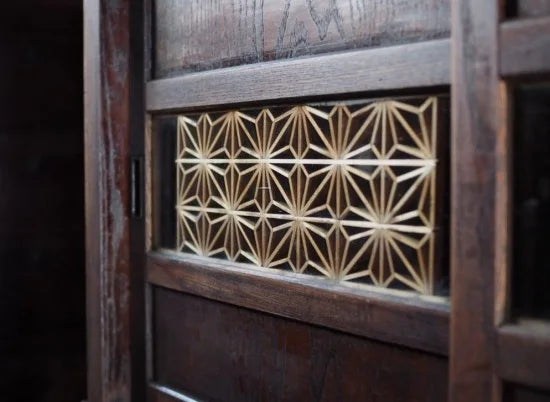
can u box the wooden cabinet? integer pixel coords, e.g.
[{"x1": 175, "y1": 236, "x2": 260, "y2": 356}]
[{"x1": 84, "y1": 1, "x2": 550, "y2": 401}]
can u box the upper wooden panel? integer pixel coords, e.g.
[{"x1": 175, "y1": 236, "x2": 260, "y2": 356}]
[{"x1": 152, "y1": 0, "x2": 451, "y2": 78}]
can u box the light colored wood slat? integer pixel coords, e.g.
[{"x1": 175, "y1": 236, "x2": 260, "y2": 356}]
[
  {"x1": 146, "y1": 39, "x2": 450, "y2": 112},
  {"x1": 173, "y1": 100, "x2": 440, "y2": 294},
  {"x1": 148, "y1": 383, "x2": 199, "y2": 402}
]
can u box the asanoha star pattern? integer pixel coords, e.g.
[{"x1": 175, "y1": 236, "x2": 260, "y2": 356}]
[{"x1": 175, "y1": 98, "x2": 439, "y2": 294}]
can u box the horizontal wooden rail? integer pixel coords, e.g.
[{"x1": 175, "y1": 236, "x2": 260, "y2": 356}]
[
  {"x1": 496, "y1": 322, "x2": 550, "y2": 390},
  {"x1": 146, "y1": 39, "x2": 451, "y2": 112},
  {"x1": 500, "y1": 16, "x2": 550, "y2": 78},
  {"x1": 147, "y1": 251, "x2": 450, "y2": 355}
]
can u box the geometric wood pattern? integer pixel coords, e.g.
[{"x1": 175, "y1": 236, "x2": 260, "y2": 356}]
[{"x1": 175, "y1": 97, "x2": 440, "y2": 294}]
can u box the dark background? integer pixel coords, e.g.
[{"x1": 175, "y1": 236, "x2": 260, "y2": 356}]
[{"x1": 0, "y1": 1, "x2": 86, "y2": 401}]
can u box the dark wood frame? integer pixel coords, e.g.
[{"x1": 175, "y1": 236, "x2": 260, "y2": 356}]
[
  {"x1": 145, "y1": 39, "x2": 450, "y2": 112},
  {"x1": 148, "y1": 252, "x2": 449, "y2": 354},
  {"x1": 84, "y1": 0, "x2": 146, "y2": 401},
  {"x1": 451, "y1": 1, "x2": 550, "y2": 402},
  {"x1": 142, "y1": 9, "x2": 453, "y2": 399},
  {"x1": 84, "y1": 1, "x2": 132, "y2": 401},
  {"x1": 84, "y1": 0, "x2": 550, "y2": 401}
]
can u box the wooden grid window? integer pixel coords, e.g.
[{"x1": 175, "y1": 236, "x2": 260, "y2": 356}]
[{"x1": 171, "y1": 97, "x2": 446, "y2": 295}]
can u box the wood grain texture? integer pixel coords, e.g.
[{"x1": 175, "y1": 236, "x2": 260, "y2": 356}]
[
  {"x1": 84, "y1": 0, "x2": 132, "y2": 401},
  {"x1": 496, "y1": 323, "x2": 550, "y2": 391},
  {"x1": 152, "y1": 287, "x2": 449, "y2": 402},
  {"x1": 146, "y1": 38, "x2": 450, "y2": 112},
  {"x1": 147, "y1": 252, "x2": 449, "y2": 355},
  {"x1": 450, "y1": 0, "x2": 502, "y2": 401},
  {"x1": 500, "y1": 16, "x2": 550, "y2": 78},
  {"x1": 152, "y1": 0, "x2": 451, "y2": 77}
]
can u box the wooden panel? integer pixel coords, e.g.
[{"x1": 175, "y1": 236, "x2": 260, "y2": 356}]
[
  {"x1": 147, "y1": 252, "x2": 449, "y2": 355},
  {"x1": 496, "y1": 323, "x2": 550, "y2": 390},
  {"x1": 500, "y1": 16, "x2": 550, "y2": 78},
  {"x1": 450, "y1": 0, "x2": 503, "y2": 401},
  {"x1": 152, "y1": 287, "x2": 448, "y2": 402},
  {"x1": 152, "y1": 0, "x2": 451, "y2": 77},
  {"x1": 146, "y1": 39, "x2": 450, "y2": 112}
]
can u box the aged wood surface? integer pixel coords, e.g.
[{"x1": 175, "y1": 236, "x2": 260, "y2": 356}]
[
  {"x1": 500, "y1": 16, "x2": 550, "y2": 78},
  {"x1": 152, "y1": 0, "x2": 451, "y2": 77},
  {"x1": 84, "y1": 0, "x2": 133, "y2": 401},
  {"x1": 152, "y1": 287, "x2": 448, "y2": 402},
  {"x1": 450, "y1": 0, "x2": 502, "y2": 401},
  {"x1": 496, "y1": 323, "x2": 550, "y2": 391},
  {"x1": 146, "y1": 38, "x2": 450, "y2": 112},
  {"x1": 147, "y1": 252, "x2": 449, "y2": 355}
]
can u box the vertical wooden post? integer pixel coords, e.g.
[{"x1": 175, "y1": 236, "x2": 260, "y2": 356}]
[
  {"x1": 450, "y1": 0, "x2": 504, "y2": 401},
  {"x1": 84, "y1": 0, "x2": 132, "y2": 400}
]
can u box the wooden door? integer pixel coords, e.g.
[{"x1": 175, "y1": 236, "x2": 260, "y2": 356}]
[{"x1": 84, "y1": 1, "x2": 550, "y2": 401}]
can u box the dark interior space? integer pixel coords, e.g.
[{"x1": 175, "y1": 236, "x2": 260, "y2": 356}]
[
  {"x1": 0, "y1": 1, "x2": 86, "y2": 401},
  {"x1": 512, "y1": 84, "x2": 550, "y2": 320},
  {"x1": 504, "y1": 383, "x2": 550, "y2": 402}
]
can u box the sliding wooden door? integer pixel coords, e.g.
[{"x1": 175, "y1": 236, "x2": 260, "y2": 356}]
[{"x1": 84, "y1": 0, "x2": 550, "y2": 401}]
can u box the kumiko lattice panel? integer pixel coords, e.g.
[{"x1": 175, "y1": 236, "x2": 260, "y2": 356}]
[{"x1": 173, "y1": 97, "x2": 445, "y2": 295}]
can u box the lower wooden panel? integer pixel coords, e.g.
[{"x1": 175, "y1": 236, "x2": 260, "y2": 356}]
[
  {"x1": 152, "y1": 287, "x2": 448, "y2": 402},
  {"x1": 147, "y1": 253, "x2": 449, "y2": 355}
]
